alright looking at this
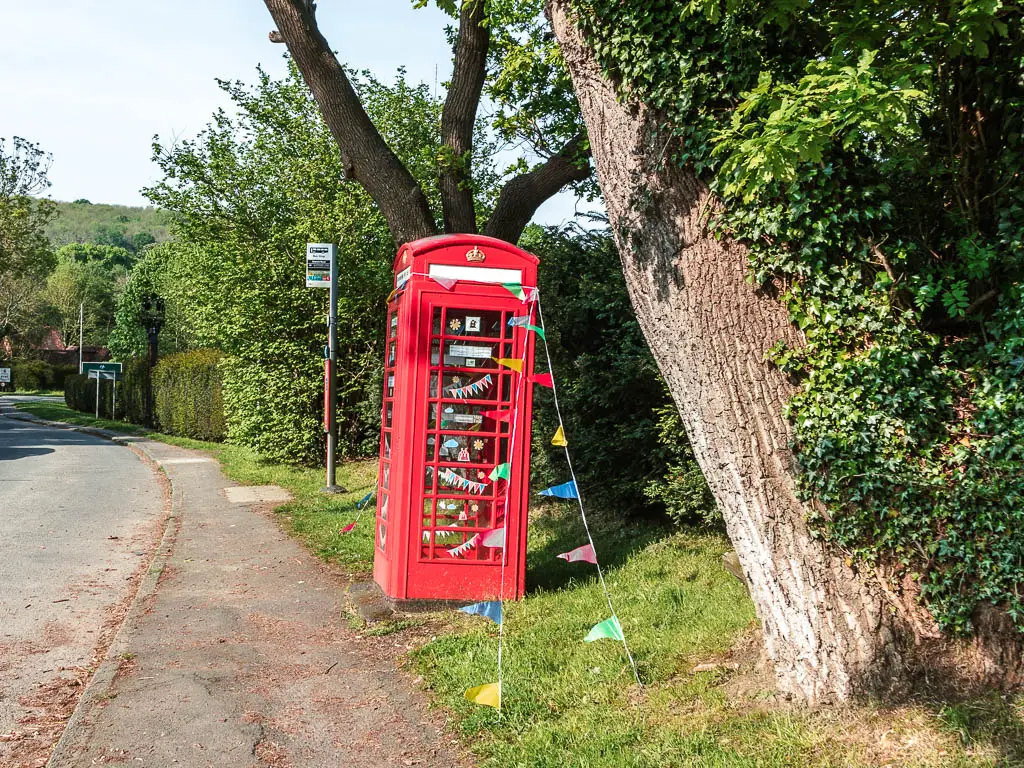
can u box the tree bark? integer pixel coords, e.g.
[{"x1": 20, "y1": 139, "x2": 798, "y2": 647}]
[
  {"x1": 548, "y1": 0, "x2": 912, "y2": 704},
  {"x1": 484, "y1": 133, "x2": 591, "y2": 244},
  {"x1": 264, "y1": 0, "x2": 438, "y2": 245},
  {"x1": 440, "y1": 0, "x2": 489, "y2": 234}
]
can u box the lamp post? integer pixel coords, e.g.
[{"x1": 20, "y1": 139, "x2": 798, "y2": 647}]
[{"x1": 141, "y1": 293, "x2": 165, "y2": 428}]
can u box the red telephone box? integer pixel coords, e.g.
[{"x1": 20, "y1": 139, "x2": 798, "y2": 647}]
[{"x1": 373, "y1": 235, "x2": 539, "y2": 603}]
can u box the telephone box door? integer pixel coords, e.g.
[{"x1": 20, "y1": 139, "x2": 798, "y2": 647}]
[{"x1": 407, "y1": 292, "x2": 532, "y2": 600}]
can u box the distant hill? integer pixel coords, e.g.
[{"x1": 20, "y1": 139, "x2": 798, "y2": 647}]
[{"x1": 44, "y1": 199, "x2": 174, "y2": 252}]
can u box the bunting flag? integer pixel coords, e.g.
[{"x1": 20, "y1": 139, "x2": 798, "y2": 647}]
[
  {"x1": 423, "y1": 527, "x2": 460, "y2": 542},
  {"x1": 507, "y1": 315, "x2": 530, "y2": 328},
  {"x1": 339, "y1": 520, "x2": 358, "y2": 534},
  {"x1": 464, "y1": 682, "x2": 501, "y2": 708},
  {"x1": 439, "y1": 468, "x2": 488, "y2": 494},
  {"x1": 432, "y1": 275, "x2": 458, "y2": 291},
  {"x1": 557, "y1": 543, "x2": 597, "y2": 564},
  {"x1": 525, "y1": 324, "x2": 546, "y2": 340},
  {"x1": 494, "y1": 357, "x2": 524, "y2": 373},
  {"x1": 538, "y1": 480, "x2": 579, "y2": 499},
  {"x1": 502, "y1": 282, "x2": 526, "y2": 300},
  {"x1": 481, "y1": 528, "x2": 505, "y2": 548},
  {"x1": 385, "y1": 287, "x2": 400, "y2": 303},
  {"x1": 356, "y1": 489, "x2": 376, "y2": 509},
  {"x1": 447, "y1": 374, "x2": 493, "y2": 399},
  {"x1": 551, "y1": 426, "x2": 568, "y2": 447},
  {"x1": 531, "y1": 373, "x2": 554, "y2": 389},
  {"x1": 448, "y1": 533, "x2": 481, "y2": 557},
  {"x1": 584, "y1": 616, "x2": 624, "y2": 643},
  {"x1": 526, "y1": 287, "x2": 540, "y2": 303},
  {"x1": 459, "y1": 601, "x2": 503, "y2": 625},
  {"x1": 481, "y1": 409, "x2": 512, "y2": 422},
  {"x1": 489, "y1": 463, "x2": 511, "y2": 482}
]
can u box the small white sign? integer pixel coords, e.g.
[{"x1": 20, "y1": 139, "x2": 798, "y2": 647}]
[
  {"x1": 306, "y1": 243, "x2": 336, "y2": 288},
  {"x1": 449, "y1": 344, "x2": 491, "y2": 359},
  {"x1": 465, "y1": 316, "x2": 481, "y2": 332},
  {"x1": 452, "y1": 413, "x2": 483, "y2": 424},
  {"x1": 395, "y1": 266, "x2": 412, "y2": 289},
  {"x1": 0, "y1": 368, "x2": 10, "y2": 383}
]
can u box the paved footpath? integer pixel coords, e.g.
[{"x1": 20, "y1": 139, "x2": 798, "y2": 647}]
[{"x1": 3, "y1": 411, "x2": 465, "y2": 768}]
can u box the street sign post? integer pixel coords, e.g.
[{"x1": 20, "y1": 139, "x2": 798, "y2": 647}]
[
  {"x1": 84, "y1": 363, "x2": 123, "y2": 418},
  {"x1": 306, "y1": 243, "x2": 344, "y2": 494}
]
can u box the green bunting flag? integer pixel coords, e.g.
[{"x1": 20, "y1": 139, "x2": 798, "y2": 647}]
[
  {"x1": 489, "y1": 463, "x2": 511, "y2": 482},
  {"x1": 525, "y1": 324, "x2": 546, "y2": 340},
  {"x1": 502, "y1": 282, "x2": 526, "y2": 300},
  {"x1": 584, "y1": 616, "x2": 624, "y2": 643}
]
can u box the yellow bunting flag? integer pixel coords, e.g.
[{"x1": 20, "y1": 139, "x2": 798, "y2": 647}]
[
  {"x1": 493, "y1": 357, "x2": 524, "y2": 373},
  {"x1": 464, "y1": 682, "x2": 501, "y2": 708},
  {"x1": 551, "y1": 426, "x2": 568, "y2": 447}
]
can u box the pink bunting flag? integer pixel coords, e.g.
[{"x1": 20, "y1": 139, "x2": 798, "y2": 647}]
[
  {"x1": 432, "y1": 275, "x2": 458, "y2": 291},
  {"x1": 557, "y1": 543, "x2": 598, "y2": 564},
  {"x1": 531, "y1": 373, "x2": 554, "y2": 389}
]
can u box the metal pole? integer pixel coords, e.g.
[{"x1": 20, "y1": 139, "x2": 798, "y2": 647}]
[
  {"x1": 112, "y1": 376, "x2": 117, "y2": 419},
  {"x1": 323, "y1": 251, "x2": 342, "y2": 493},
  {"x1": 79, "y1": 303, "x2": 83, "y2": 374},
  {"x1": 95, "y1": 375, "x2": 100, "y2": 419}
]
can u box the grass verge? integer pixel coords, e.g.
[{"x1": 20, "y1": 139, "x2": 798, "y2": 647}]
[{"x1": 13, "y1": 400, "x2": 1023, "y2": 766}]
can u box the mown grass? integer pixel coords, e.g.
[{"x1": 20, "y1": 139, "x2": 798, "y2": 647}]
[{"x1": 14, "y1": 400, "x2": 1024, "y2": 766}]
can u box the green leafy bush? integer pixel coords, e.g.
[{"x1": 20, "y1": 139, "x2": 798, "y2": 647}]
[
  {"x1": 524, "y1": 225, "x2": 715, "y2": 522},
  {"x1": 152, "y1": 350, "x2": 226, "y2": 442},
  {"x1": 7, "y1": 359, "x2": 76, "y2": 392}
]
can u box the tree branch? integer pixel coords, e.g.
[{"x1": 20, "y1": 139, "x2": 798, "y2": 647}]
[
  {"x1": 440, "y1": 0, "x2": 490, "y2": 234},
  {"x1": 484, "y1": 133, "x2": 591, "y2": 243},
  {"x1": 264, "y1": 0, "x2": 438, "y2": 245}
]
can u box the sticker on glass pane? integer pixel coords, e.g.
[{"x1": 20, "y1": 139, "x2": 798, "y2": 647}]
[{"x1": 466, "y1": 316, "x2": 481, "y2": 332}]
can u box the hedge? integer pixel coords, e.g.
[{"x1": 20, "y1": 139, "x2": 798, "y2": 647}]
[
  {"x1": 64, "y1": 350, "x2": 225, "y2": 442},
  {"x1": 1, "y1": 359, "x2": 77, "y2": 393},
  {"x1": 152, "y1": 350, "x2": 226, "y2": 441}
]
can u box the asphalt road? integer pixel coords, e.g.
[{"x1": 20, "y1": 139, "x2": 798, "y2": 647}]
[{"x1": 0, "y1": 412, "x2": 164, "y2": 765}]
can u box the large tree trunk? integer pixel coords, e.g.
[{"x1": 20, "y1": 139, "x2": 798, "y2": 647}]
[{"x1": 548, "y1": 0, "x2": 914, "y2": 704}]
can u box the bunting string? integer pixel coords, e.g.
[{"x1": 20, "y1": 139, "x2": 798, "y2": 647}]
[
  {"x1": 447, "y1": 373, "x2": 493, "y2": 400},
  {"x1": 438, "y1": 467, "x2": 489, "y2": 495},
  {"x1": 535, "y1": 297, "x2": 642, "y2": 686}
]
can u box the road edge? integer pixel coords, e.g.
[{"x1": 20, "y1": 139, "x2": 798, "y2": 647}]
[{"x1": 0, "y1": 406, "x2": 183, "y2": 768}]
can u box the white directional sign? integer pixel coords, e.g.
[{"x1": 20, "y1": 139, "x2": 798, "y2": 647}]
[
  {"x1": 306, "y1": 243, "x2": 336, "y2": 288},
  {"x1": 0, "y1": 368, "x2": 10, "y2": 383}
]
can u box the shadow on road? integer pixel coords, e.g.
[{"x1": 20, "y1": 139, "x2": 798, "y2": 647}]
[{"x1": 0, "y1": 418, "x2": 104, "y2": 463}]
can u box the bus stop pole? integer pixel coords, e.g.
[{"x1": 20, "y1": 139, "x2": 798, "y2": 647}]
[
  {"x1": 323, "y1": 251, "x2": 344, "y2": 493},
  {"x1": 95, "y1": 374, "x2": 100, "y2": 419}
]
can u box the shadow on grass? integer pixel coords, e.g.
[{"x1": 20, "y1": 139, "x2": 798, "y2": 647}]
[
  {"x1": 525, "y1": 502, "x2": 671, "y2": 593},
  {"x1": 931, "y1": 692, "x2": 1024, "y2": 765}
]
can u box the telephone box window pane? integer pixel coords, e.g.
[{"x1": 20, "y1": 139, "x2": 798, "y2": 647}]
[
  {"x1": 438, "y1": 434, "x2": 497, "y2": 464},
  {"x1": 389, "y1": 312, "x2": 398, "y2": 339},
  {"x1": 432, "y1": 307, "x2": 443, "y2": 336},
  {"x1": 386, "y1": 373, "x2": 395, "y2": 399},
  {"x1": 378, "y1": 523, "x2": 387, "y2": 552},
  {"x1": 385, "y1": 403, "x2": 393, "y2": 428},
  {"x1": 444, "y1": 340, "x2": 495, "y2": 369},
  {"x1": 436, "y1": 404, "x2": 488, "y2": 431},
  {"x1": 446, "y1": 310, "x2": 503, "y2": 337},
  {"x1": 425, "y1": 434, "x2": 437, "y2": 461},
  {"x1": 429, "y1": 372, "x2": 440, "y2": 397},
  {"x1": 430, "y1": 339, "x2": 442, "y2": 366},
  {"x1": 382, "y1": 465, "x2": 391, "y2": 491},
  {"x1": 423, "y1": 465, "x2": 437, "y2": 492},
  {"x1": 379, "y1": 493, "x2": 389, "y2": 522},
  {"x1": 388, "y1": 342, "x2": 397, "y2": 366},
  {"x1": 441, "y1": 372, "x2": 497, "y2": 402}
]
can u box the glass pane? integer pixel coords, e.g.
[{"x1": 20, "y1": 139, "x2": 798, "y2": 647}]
[
  {"x1": 384, "y1": 402, "x2": 393, "y2": 428},
  {"x1": 445, "y1": 310, "x2": 504, "y2": 338},
  {"x1": 432, "y1": 307, "x2": 443, "y2": 335},
  {"x1": 425, "y1": 434, "x2": 437, "y2": 461},
  {"x1": 441, "y1": 372, "x2": 497, "y2": 402},
  {"x1": 388, "y1": 341, "x2": 396, "y2": 366},
  {"x1": 377, "y1": 522, "x2": 387, "y2": 552},
  {"x1": 437, "y1": 433, "x2": 500, "y2": 465},
  {"x1": 436, "y1": 465, "x2": 491, "y2": 495},
  {"x1": 443, "y1": 339, "x2": 496, "y2": 369},
  {"x1": 379, "y1": 493, "x2": 389, "y2": 522},
  {"x1": 432, "y1": 402, "x2": 508, "y2": 431},
  {"x1": 389, "y1": 312, "x2": 398, "y2": 339},
  {"x1": 386, "y1": 373, "x2": 395, "y2": 399}
]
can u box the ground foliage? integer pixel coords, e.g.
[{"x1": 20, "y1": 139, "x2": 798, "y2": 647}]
[
  {"x1": 141, "y1": 63, "x2": 456, "y2": 463},
  {"x1": 570, "y1": 0, "x2": 1024, "y2": 633}
]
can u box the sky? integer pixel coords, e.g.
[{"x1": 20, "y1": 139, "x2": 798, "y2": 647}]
[{"x1": 0, "y1": 0, "x2": 591, "y2": 225}]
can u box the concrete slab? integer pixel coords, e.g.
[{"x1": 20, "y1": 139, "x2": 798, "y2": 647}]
[{"x1": 222, "y1": 484, "x2": 292, "y2": 504}]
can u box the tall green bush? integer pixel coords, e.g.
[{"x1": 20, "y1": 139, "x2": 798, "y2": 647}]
[{"x1": 152, "y1": 350, "x2": 225, "y2": 442}]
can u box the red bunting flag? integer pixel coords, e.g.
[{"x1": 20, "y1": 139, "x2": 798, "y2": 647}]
[
  {"x1": 480, "y1": 409, "x2": 512, "y2": 422},
  {"x1": 339, "y1": 521, "x2": 358, "y2": 534},
  {"x1": 531, "y1": 373, "x2": 554, "y2": 388}
]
